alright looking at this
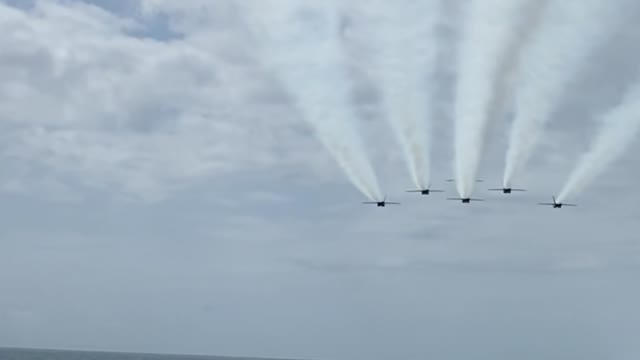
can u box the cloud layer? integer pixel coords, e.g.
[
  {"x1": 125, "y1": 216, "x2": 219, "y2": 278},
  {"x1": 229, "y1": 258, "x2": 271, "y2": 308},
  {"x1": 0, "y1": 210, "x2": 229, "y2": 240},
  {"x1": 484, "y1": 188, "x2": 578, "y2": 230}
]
[{"x1": 1, "y1": 1, "x2": 640, "y2": 360}]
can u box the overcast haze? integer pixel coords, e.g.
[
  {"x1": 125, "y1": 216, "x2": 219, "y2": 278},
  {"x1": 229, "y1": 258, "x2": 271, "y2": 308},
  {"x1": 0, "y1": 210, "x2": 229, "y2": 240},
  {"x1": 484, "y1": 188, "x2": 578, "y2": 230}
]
[{"x1": 1, "y1": 1, "x2": 640, "y2": 359}]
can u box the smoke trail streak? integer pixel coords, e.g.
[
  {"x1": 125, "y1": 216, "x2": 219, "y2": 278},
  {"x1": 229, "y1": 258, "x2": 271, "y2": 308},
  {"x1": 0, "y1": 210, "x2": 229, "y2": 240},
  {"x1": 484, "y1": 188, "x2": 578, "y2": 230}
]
[
  {"x1": 489, "y1": 0, "x2": 550, "y2": 188},
  {"x1": 454, "y1": 0, "x2": 523, "y2": 197},
  {"x1": 502, "y1": 0, "x2": 617, "y2": 188},
  {"x1": 557, "y1": 84, "x2": 640, "y2": 203},
  {"x1": 489, "y1": 0, "x2": 549, "y2": 114},
  {"x1": 245, "y1": 1, "x2": 383, "y2": 200},
  {"x1": 351, "y1": 0, "x2": 439, "y2": 190}
]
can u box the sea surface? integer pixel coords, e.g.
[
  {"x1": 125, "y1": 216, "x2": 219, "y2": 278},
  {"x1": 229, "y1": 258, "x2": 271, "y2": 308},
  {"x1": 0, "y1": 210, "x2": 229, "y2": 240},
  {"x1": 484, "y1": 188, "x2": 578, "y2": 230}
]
[{"x1": 0, "y1": 348, "x2": 298, "y2": 360}]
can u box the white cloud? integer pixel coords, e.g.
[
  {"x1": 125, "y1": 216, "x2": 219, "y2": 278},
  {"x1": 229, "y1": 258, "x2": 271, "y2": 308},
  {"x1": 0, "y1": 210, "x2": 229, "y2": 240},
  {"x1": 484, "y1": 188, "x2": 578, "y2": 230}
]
[{"x1": 0, "y1": 0, "x2": 317, "y2": 200}]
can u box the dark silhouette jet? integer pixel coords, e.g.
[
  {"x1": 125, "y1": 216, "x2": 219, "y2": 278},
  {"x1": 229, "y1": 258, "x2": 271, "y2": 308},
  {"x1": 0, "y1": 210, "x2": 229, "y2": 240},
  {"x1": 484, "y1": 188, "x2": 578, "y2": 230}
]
[
  {"x1": 362, "y1": 196, "x2": 400, "y2": 207},
  {"x1": 538, "y1": 196, "x2": 576, "y2": 209},
  {"x1": 447, "y1": 197, "x2": 485, "y2": 204},
  {"x1": 406, "y1": 188, "x2": 444, "y2": 195},
  {"x1": 489, "y1": 187, "x2": 526, "y2": 194}
]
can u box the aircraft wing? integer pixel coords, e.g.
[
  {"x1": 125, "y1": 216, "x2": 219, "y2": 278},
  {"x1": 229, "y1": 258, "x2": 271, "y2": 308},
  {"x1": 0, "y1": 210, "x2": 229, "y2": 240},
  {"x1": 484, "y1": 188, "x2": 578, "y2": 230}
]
[
  {"x1": 470, "y1": 198, "x2": 485, "y2": 201},
  {"x1": 512, "y1": 189, "x2": 526, "y2": 192},
  {"x1": 488, "y1": 188, "x2": 503, "y2": 191},
  {"x1": 563, "y1": 204, "x2": 577, "y2": 207},
  {"x1": 362, "y1": 202, "x2": 377, "y2": 204},
  {"x1": 538, "y1": 203, "x2": 555, "y2": 205},
  {"x1": 405, "y1": 190, "x2": 422, "y2": 193},
  {"x1": 386, "y1": 202, "x2": 401, "y2": 205},
  {"x1": 430, "y1": 190, "x2": 445, "y2": 192}
]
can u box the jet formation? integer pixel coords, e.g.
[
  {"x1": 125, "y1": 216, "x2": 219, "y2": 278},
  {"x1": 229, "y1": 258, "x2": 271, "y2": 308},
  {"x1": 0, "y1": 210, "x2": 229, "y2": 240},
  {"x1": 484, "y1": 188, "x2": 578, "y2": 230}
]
[{"x1": 363, "y1": 183, "x2": 576, "y2": 209}]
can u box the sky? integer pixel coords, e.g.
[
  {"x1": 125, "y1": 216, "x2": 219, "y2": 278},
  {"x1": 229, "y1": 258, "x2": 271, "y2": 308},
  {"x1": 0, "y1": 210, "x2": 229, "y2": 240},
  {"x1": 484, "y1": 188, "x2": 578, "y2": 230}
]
[{"x1": 0, "y1": 1, "x2": 640, "y2": 359}]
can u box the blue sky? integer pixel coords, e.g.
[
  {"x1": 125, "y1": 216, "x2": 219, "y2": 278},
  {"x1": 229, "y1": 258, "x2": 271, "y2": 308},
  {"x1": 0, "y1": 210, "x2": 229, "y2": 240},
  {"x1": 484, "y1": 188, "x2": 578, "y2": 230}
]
[{"x1": 1, "y1": 1, "x2": 640, "y2": 359}]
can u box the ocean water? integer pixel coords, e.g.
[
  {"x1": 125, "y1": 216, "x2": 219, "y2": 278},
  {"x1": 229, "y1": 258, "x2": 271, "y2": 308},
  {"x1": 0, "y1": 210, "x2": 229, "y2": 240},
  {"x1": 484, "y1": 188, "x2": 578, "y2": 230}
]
[{"x1": 0, "y1": 348, "x2": 296, "y2": 360}]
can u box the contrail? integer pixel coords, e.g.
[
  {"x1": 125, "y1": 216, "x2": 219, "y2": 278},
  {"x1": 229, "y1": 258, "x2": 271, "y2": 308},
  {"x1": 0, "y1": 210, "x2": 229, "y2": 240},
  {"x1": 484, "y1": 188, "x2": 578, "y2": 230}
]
[
  {"x1": 350, "y1": 0, "x2": 440, "y2": 191},
  {"x1": 502, "y1": 0, "x2": 618, "y2": 189},
  {"x1": 454, "y1": 0, "x2": 524, "y2": 198},
  {"x1": 245, "y1": 1, "x2": 383, "y2": 200},
  {"x1": 557, "y1": 84, "x2": 640, "y2": 203}
]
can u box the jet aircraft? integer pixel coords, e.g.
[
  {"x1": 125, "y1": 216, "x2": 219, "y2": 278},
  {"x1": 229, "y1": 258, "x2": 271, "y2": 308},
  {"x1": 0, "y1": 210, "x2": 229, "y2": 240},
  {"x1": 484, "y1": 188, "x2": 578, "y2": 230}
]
[
  {"x1": 406, "y1": 188, "x2": 444, "y2": 195},
  {"x1": 447, "y1": 197, "x2": 484, "y2": 204},
  {"x1": 362, "y1": 196, "x2": 400, "y2": 207},
  {"x1": 538, "y1": 196, "x2": 576, "y2": 209},
  {"x1": 488, "y1": 187, "x2": 526, "y2": 194}
]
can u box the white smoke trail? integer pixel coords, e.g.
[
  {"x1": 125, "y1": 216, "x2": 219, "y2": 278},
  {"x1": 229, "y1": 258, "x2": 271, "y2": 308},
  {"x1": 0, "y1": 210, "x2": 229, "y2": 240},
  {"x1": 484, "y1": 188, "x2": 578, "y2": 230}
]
[
  {"x1": 244, "y1": 1, "x2": 383, "y2": 200},
  {"x1": 454, "y1": 0, "x2": 524, "y2": 197},
  {"x1": 350, "y1": 0, "x2": 440, "y2": 191},
  {"x1": 557, "y1": 84, "x2": 640, "y2": 203},
  {"x1": 502, "y1": 0, "x2": 618, "y2": 188},
  {"x1": 488, "y1": 0, "x2": 549, "y2": 187}
]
